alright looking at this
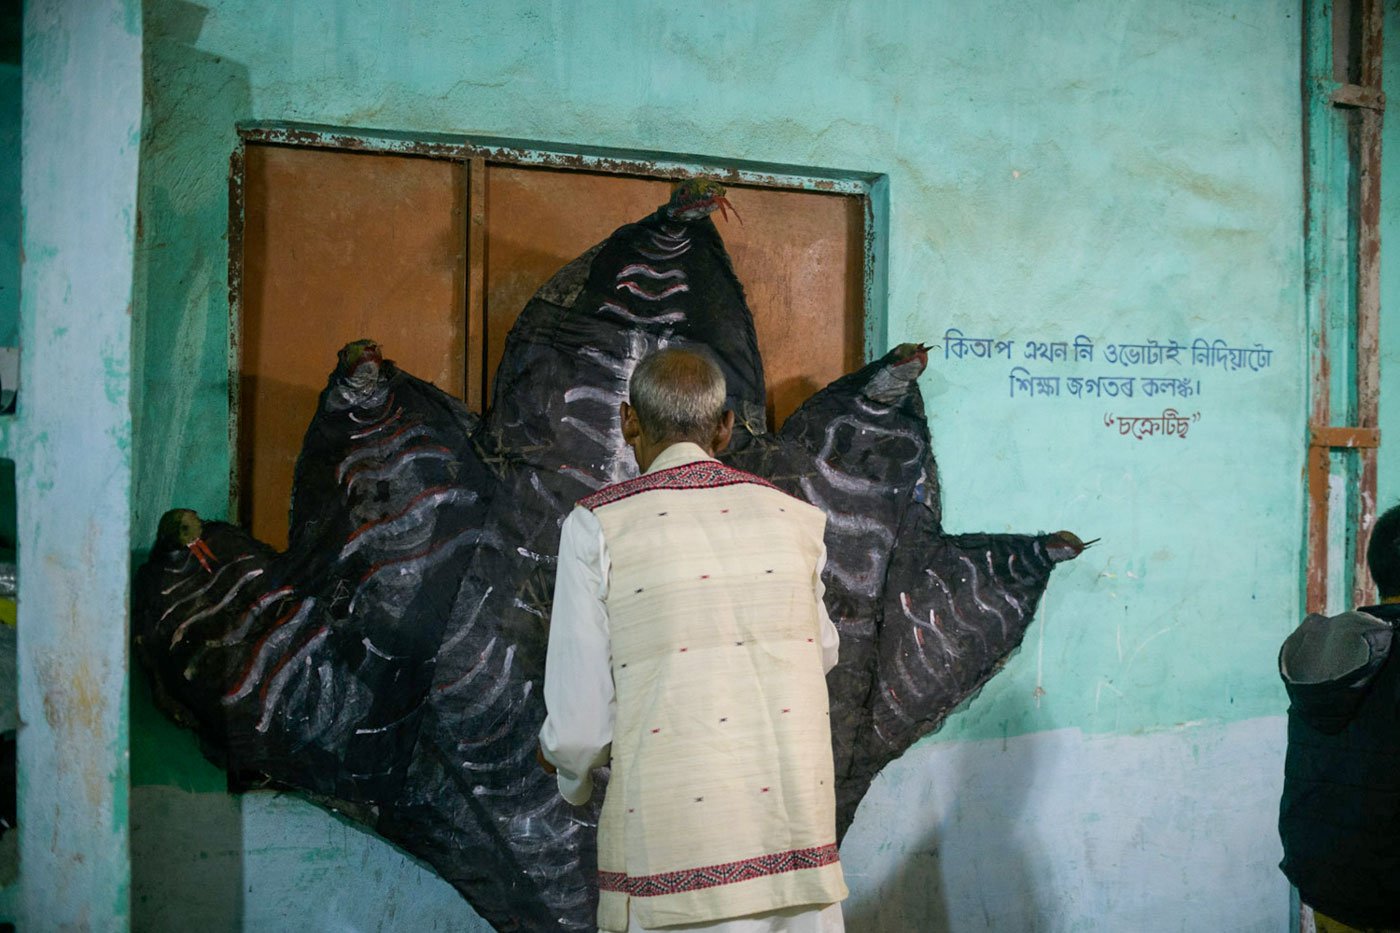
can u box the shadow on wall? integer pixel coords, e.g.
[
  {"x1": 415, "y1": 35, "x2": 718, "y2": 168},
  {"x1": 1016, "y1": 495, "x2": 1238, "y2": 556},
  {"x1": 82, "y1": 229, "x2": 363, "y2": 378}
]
[
  {"x1": 845, "y1": 690, "x2": 1047, "y2": 931},
  {"x1": 131, "y1": 0, "x2": 251, "y2": 533},
  {"x1": 131, "y1": 782, "x2": 246, "y2": 931},
  {"x1": 131, "y1": 0, "x2": 252, "y2": 927},
  {"x1": 845, "y1": 819, "x2": 953, "y2": 932},
  {"x1": 129, "y1": 561, "x2": 246, "y2": 931}
]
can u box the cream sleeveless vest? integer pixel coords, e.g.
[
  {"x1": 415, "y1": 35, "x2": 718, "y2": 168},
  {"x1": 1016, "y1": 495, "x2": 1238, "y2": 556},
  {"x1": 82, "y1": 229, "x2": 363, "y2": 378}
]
[{"x1": 579, "y1": 450, "x2": 847, "y2": 931}]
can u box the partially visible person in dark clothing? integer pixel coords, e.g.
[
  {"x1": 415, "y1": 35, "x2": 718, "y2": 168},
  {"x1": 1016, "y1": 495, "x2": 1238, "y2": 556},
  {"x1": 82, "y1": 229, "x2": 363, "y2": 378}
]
[{"x1": 1280, "y1": 503, "x2": 1400, "y2": 933}]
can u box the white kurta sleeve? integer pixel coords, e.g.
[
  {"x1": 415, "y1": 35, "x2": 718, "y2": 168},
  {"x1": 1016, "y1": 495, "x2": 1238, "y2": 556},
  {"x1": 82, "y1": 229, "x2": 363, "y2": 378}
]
[
  {"x1": 814, "y1": 544, "x2": 841, "y2": 674},
  {"x1": 539, "y1": 506, "x2": 614, "y2": 805}
]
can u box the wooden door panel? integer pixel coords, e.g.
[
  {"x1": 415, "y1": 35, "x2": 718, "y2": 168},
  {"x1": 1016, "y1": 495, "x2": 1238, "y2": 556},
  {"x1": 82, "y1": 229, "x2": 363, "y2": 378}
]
[
  {"x1": 725, "y1": 184, "x2": 865, "y2": 428},
  {"x1": 236, "y1": 150, "x2": 863, "y2": 549},
  {"x1": 484, "y1": 165, "x2": 863, "y2": 427},
  {"x1": 240, "y1": 144, "x2": 466, "y2": 548},
  {"x1": 483, "y1": 168, "x2": 670, "y2": 408}
]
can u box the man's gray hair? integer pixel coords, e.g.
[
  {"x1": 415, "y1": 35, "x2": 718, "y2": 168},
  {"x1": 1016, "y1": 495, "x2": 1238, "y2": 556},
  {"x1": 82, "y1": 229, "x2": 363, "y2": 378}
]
[{"x1": 628, "y1": 349, "x2": 728, "y2": 443}]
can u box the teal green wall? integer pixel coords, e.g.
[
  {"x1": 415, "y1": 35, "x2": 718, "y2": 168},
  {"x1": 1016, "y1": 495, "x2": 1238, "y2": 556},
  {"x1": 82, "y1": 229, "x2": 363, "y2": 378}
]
[
  {"x1": 134, "y1": 0, "x2": 1306, "y2": 928},
  {"x1": 0, "y1": 60, "x2": 17, "y2": 349}
]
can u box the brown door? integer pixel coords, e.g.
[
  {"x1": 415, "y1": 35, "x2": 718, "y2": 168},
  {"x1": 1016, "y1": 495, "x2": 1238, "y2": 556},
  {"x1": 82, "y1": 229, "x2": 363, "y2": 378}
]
[
  {"x1": 239, "y1": 144, "x2": 467, "y2": 548},
  {"x1": 236, "y1": 148, "x2": 863, "y2": 548},
  {"x1": 482, "y1": 165, "x2": 864, "y2": 427}
]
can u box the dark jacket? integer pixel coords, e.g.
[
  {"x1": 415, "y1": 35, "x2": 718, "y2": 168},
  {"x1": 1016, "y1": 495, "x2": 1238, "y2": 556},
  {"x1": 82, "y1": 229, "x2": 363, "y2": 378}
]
[{"x1": 1279, "y1": 602, "x2": 1400, "y2": 928}]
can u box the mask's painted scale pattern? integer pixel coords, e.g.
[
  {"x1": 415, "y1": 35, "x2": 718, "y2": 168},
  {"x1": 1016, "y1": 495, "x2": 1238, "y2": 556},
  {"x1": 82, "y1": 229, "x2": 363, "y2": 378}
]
[{"x1": 135, "y1": 185, "x2": 1078, "y2": 931}]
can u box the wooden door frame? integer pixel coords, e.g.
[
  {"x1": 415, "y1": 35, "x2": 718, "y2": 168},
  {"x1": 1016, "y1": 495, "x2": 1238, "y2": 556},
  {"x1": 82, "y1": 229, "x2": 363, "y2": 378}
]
[
  {"x1": 225, "y1": 121, "x2": 890, "y2": 522},
  {"x1": 1302, "y1": 0, "x2": 1385, "y2": 617}
]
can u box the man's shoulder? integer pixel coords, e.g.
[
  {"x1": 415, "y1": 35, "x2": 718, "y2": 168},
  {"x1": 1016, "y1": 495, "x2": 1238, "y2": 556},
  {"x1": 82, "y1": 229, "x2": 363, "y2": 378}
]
[
  {"x1": 1358, "y1": 603, "x2": 1400, "y2": 624},
  {"x1": 577, "y1": 460, "x2": 802, "y2": 512},
  {"x1": 1281, "y1": 609, "x2": 1395, "y2": 689}
]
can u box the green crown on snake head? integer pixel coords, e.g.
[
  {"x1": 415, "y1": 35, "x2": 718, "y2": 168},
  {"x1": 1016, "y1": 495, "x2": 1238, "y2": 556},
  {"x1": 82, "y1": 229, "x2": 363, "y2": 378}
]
[
  {"x1": 157, "y1": 508, "x2": 204, "y2": 550},
  {"x1": 337, "y1": 339, "x2": 383, "y2": 374}
]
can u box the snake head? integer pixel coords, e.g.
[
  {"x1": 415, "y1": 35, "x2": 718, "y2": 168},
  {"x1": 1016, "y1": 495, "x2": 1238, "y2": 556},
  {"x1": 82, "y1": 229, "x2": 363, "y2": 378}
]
[
  {"x1": 666, "y1": 179, "x2": 742, "y2": 224},
  {"x1": 891, "y1": 343, "x2": 931, "y2": 371},
  {"x1": 156, "y1": 508, "x2": 218, "y2": 574},
  {"x1": 861, "y1": 343, "x2": 932, "y2": 404},
  {"x1": 157, "y1": 509, "x2": 204, "y2": 551},
  {"x1": 336, "y1": 339, "x2": 387, "y2": 393},
  {"x1": 338, "y1": 339, "x2": 382, "y2": 374},
  {"x1": 1044, "y1": 531, "x2": 1098, "y2": 563}
]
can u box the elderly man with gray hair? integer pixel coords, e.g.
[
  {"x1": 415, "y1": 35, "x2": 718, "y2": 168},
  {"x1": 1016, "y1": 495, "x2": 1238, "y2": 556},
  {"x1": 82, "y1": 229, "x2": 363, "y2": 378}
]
[{"x1": 539, "y1": 348, "x2": 847, "y2": 933}]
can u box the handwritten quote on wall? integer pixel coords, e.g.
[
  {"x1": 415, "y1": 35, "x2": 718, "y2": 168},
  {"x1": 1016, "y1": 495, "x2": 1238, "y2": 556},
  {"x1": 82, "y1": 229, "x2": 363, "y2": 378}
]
[{"x1": 940, "y1": 329, "x2": 1274, "y2": 441}]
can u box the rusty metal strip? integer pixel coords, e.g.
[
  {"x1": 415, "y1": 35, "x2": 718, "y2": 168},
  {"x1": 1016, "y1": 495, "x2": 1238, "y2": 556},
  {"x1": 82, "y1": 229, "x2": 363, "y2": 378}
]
[
  {"x1": 235, "y1": 121, "x2": 879, "y2": 197},
  {"x1": 1330, "y1": 83, "x2": 1386, "y2": 110},
  {"x1": 466, "y1": 158, "x2": 488, "y2": 413},
  {"x1": 1357, "y1": 107, "x2": 1383, "y2": 431},
  {"x1": 240, "y1": 123, "x2": 469, "y2": 159},
  {"x1": 1360, "y1": 0, "x2": 1383, "y2": 88},
  {"x1": 1307, "y1": 444, "x2": 1331, "y2": 613},
  {"x1": 1306, "y1": 335, "x2": 1333, "y2": 614},
  {"x1": 1309, "y1": 425, "x2": 1381, "y2": 448},
  {"x1": 1351, "y1": 0, "x2": 1384, "y2": 606},
  {"x1": 860, "y1": 179, "x2": 890, "y2": 362},
  {"x1": 227, "y1": 142, "x2": 248, "y2": 524}
]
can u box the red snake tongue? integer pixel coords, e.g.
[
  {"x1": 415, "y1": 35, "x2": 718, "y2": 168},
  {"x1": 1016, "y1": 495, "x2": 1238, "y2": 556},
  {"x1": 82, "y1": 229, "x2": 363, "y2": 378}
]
[
  {"x1": 189, "y1": 537, "x2": 218, "y2": 574},
  {"x1": 713, "y1": 195, "x2": 743, "y2": 225}
]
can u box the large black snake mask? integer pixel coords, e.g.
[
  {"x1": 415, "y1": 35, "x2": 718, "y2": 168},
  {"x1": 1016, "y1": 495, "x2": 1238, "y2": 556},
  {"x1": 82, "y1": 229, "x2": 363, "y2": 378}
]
[{"x1": 135, "y1": 182, "x2": 1084, "y2": 931}]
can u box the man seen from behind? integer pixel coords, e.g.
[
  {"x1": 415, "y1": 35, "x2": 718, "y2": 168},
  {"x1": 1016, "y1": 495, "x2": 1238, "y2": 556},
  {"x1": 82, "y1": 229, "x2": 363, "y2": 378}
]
[{"x1": 539, "y1": 348, "x2": 847, "y2": 933}]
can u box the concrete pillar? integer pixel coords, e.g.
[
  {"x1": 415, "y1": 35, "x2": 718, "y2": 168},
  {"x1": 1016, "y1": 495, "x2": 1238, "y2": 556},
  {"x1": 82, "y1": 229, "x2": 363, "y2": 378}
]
[{"x1": 16, "y1": 0, "x2": 142, "y2": 927}]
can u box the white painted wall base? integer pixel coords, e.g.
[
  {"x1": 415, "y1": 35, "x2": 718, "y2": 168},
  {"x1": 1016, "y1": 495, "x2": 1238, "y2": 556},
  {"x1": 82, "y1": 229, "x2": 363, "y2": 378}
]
[
  {"x1": 842, "y1": 717, "x2": 1289, "y2": 932},
  {"x1": 133, "y1": 716, "x2": 1288, "y2": 931}
]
